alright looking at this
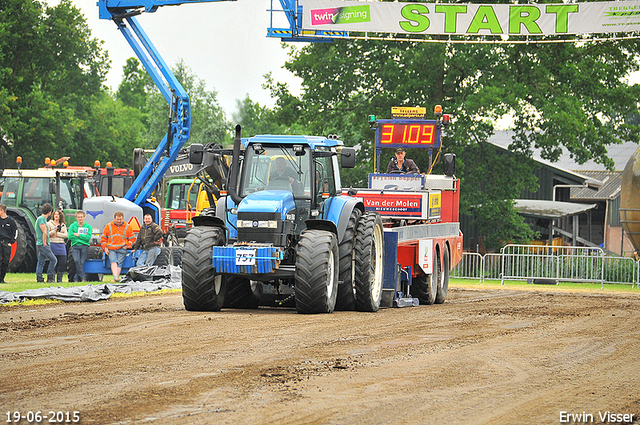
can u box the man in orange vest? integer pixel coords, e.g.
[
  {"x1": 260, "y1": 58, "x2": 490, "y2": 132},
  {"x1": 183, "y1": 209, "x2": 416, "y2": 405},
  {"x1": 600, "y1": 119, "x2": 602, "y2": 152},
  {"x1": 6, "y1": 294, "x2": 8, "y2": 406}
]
[{"x1": 101, "y1": 211, "x2": 135, "y2": 282}]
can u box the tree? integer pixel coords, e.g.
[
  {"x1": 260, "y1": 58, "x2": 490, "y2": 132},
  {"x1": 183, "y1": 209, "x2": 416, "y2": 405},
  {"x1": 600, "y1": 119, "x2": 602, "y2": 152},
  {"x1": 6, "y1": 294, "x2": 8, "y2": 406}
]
[
  {"x1": 232, "y1": 95, "x2": 279, "y2": 138},
  {"x1": 117, "y1": 57, "x2": 147, "y2": 111},
  {"x1": 0, "y1": 0, "x2": 109, "y2": 168},
  {"x1": 273, "y1": 37, "x2": 640, "y2": 248},
  {"x1": 142, "y1": 59, "x2": 228, "y2": 149},
  {"x1": 232, "y1": 76, "x2": 311, "y2": 139},
  {"x1": 73, "y1": 92, "x2": 146, "y2": 168}
]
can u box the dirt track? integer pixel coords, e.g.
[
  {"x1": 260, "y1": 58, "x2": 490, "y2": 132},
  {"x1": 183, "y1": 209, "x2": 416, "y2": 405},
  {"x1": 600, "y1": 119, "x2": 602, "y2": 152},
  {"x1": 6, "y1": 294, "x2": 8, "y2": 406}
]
[{"x1": 1, "y1": 286, "x2": 640, "y2": 425}]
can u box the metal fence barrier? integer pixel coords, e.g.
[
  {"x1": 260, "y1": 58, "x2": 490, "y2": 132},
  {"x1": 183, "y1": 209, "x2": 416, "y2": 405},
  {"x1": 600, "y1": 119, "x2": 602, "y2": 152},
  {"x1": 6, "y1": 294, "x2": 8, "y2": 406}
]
[{"x1": 451, "y1": 244, "x2": 640, "y2": 288}]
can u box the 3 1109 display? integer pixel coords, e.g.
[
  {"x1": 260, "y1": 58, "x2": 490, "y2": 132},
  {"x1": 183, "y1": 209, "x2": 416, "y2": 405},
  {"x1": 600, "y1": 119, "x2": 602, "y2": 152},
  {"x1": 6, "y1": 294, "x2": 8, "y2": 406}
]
[{"x1": 376, "y1": 121, "x2": 441, "y2": 149}]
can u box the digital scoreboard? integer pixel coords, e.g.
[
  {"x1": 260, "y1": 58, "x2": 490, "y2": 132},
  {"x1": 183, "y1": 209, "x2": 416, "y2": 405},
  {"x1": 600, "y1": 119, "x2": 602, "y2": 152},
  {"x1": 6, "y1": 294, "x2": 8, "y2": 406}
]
[{"x1": 375, "y1": 119, "x2": 441, "y2": 150}]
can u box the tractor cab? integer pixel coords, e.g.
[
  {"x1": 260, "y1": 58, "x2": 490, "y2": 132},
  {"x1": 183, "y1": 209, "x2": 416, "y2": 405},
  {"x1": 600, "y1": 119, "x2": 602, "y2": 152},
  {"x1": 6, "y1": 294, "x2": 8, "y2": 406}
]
[
  {"x1": 226, "y1": 135, "x2": 353, "y2": 245},
  {"x1": 0, "y1": 169, "x2": 97, "y2": 220}
]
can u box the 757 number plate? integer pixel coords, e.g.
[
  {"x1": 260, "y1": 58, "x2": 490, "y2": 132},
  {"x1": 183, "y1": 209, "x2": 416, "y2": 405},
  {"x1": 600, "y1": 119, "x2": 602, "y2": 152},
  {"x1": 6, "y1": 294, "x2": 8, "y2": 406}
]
[{"x1": 236, "y1": 249, "x2": 256, "y2": 266}]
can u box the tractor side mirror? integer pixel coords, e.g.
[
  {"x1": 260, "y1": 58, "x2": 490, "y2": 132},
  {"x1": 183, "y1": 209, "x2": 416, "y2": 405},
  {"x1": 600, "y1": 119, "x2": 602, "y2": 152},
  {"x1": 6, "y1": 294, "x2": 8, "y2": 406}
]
[
  {"x1": 443, "y1": 153, "x2": 456, "y2": 176},
  {"x1": 341, "y1": 147, "x2": 356, "y2": 169},
  {"x1": 49, "y1": 180, "x2": 57, "y2": 194},
  {"x1": 189, "y1": 144, "x2": 204, "y2": 165}
]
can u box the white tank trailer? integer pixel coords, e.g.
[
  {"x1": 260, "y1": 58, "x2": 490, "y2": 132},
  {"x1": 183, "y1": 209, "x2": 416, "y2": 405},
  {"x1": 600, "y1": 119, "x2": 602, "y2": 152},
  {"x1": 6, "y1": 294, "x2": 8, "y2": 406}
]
[{"x1": 82, "y1": 196, "x2": 144, "y2": 245}]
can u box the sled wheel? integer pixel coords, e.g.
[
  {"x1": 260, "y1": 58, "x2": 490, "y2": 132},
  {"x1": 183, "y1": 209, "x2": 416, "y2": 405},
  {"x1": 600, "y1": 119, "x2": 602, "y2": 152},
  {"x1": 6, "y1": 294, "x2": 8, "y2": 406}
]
[
  {"x1": 413, "y1": 249, "x2": 439, "y2": 305},
  {"x1": 435, "y1": 245, "x2": 449, "y2": 304}
]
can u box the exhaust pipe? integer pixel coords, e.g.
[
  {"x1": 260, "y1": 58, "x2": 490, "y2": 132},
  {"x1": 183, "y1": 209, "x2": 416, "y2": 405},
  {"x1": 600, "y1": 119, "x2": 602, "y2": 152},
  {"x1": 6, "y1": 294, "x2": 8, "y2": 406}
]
[{"x1": 227, "y1": 125, "x2": 243, "y2": 205}]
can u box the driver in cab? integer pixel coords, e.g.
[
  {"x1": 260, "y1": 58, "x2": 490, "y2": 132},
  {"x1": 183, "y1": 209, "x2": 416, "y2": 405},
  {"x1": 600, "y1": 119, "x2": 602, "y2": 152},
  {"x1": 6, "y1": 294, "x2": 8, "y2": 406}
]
[
  {"x1": 270, "y1": 157, "x2": 298, "y2": 183},
  {"x1": 386, "y1": 147, "x2": 420, "y2": 174}
]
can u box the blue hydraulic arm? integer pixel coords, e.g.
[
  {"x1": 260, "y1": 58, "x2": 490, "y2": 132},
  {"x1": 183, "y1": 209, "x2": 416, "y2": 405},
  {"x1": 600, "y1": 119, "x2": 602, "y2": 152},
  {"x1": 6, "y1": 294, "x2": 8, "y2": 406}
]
[{"x1": 98, "y1": 0, "x2": 232, "y2": 209}]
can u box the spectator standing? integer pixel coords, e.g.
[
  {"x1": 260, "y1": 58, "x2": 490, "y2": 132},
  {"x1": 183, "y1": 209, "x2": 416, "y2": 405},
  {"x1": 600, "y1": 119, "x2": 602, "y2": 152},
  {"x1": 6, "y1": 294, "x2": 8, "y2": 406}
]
[
  {"x1": 0, "y1": 204, "x2": 17, "y2": 283},
  {"x1": 68, "y1": 210, "x2": 92, "y2": 282},
  {"x1": 35, "y1": 203, "x2": 57, "y2": 283},
  {"x1": 47, "y1": 210, "x2": 68, "y2": 283},
  {"x1": 132, "y1": 214, "x2": 163, "y2": 266},
  {"x1": 100, "y1": 211, "x2": 134, "y2": 282}
]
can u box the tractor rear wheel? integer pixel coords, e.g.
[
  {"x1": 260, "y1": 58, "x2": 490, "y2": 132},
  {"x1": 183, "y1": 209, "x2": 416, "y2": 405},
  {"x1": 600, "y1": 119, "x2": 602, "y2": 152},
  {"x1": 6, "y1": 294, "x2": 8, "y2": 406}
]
[
  {"x1": 435, "y1": 245, "x2": 450, "y2": 304},
  {"x1": 354, "y1": 212, "x2": 384, "y2": 312},
  {"x1": 413, "y1": 250, "x2": 439, "y2": 305},
  {"x1": 224, "y1": 277, "x2": 263, "y2": 309},
  {"x1": 8, "y1": 223, "x2": 27, "y2": 272},
  {"x1": 294, "y1": 229, "x2": 338, "y2": 314},
  {"x1": 182, "y1": 226, "x2": 226, "y2": 311},
  {"x1": 335, "y1": 208, "x2": 361, "y2": 311},
  {"x1": 13, "y1": 218, "x2": 37, "y2": 273}
]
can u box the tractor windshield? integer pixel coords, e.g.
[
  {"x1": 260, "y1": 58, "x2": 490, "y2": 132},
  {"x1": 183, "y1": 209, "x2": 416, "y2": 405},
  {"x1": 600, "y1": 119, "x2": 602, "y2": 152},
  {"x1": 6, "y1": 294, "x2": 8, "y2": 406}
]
[
  {"x1": 0, "y1": 176, "x2": 90, "y2": 218},
  {"x1": 240, "y1": 145, "x2": 311, "y2": 199},
  {"x1": 0, "y1": 177, "x2": 52, "y2": 218}
]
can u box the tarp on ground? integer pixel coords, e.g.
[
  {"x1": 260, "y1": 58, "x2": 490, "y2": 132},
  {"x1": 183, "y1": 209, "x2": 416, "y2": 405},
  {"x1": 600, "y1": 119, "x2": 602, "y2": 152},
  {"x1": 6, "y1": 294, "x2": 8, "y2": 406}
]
[{"x1": 0, "y1": 265, "x2": 182, "y2": 304}]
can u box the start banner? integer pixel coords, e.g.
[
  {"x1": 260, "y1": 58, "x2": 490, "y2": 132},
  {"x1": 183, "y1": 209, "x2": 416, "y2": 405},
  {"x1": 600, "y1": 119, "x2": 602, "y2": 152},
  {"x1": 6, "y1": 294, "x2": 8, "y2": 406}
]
[{"x1": 303, "y1": 0, "x2": 640, "y2": 36}]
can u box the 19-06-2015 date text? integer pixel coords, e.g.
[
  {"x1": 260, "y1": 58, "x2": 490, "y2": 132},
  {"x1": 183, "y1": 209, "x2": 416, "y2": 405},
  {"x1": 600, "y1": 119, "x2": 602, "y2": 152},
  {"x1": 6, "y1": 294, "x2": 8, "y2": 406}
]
[{"x1": 5, "y1": 411, "x2": 80, "y2": 423}]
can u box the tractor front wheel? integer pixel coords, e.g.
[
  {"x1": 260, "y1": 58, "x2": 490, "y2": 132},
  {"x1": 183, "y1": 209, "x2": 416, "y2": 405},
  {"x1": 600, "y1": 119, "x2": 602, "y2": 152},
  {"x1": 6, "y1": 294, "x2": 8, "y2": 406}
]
[{"x1": 182, "y1": 226, "x2": 226, "y2": 311}]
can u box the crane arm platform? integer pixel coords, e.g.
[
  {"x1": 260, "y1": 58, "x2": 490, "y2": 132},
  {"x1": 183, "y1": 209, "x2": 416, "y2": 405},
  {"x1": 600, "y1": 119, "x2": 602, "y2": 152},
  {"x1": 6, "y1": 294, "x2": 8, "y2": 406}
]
[
  {"x1": 98, "y1": 0, "x2": 232, "y2": 207},
  {"x1": 268, "y1": 0, "x2": 348, "y2": 42}
]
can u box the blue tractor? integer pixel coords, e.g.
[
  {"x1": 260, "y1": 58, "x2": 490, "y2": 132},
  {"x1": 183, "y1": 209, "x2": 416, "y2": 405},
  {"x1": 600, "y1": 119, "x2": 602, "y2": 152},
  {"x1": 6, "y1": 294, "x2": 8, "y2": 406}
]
[{"x1": 181, "y1": 127, "x2": 385, "y2": 314}]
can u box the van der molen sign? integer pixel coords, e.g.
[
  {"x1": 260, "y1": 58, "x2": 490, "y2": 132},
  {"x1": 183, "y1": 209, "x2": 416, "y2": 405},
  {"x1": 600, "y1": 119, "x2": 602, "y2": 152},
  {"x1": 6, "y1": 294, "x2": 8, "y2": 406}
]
[{"x1": 303, "y1": 0, "x2": 640, "y2": 36}]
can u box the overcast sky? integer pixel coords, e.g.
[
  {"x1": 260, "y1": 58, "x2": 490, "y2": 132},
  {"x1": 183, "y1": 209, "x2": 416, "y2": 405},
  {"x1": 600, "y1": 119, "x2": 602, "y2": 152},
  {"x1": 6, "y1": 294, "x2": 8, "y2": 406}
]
[{"x1": 67, "y1": 0, "x2": 302, "y2": 116}]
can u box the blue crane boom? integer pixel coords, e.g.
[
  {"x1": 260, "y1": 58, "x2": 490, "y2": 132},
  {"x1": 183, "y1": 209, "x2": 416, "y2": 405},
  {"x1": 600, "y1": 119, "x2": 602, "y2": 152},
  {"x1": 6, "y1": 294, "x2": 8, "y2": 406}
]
[{"x1": 97, "y1": 0, "x2": 232, "y2": 212}]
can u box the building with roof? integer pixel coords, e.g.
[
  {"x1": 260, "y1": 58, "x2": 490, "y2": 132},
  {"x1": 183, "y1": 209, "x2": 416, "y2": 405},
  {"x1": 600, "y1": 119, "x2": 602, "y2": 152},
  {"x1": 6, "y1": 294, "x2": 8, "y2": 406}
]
[{"x1": 481, "y1": 131, "x2": 638, "y2": 256}]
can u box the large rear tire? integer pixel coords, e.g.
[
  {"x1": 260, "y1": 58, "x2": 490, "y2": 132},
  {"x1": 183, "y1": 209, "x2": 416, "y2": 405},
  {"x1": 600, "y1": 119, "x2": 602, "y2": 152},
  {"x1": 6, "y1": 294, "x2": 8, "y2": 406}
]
[
  {"x1": 182, "y1": 227, "x2": 226, "y2": 311},
  {"x1": 413, "y1": 249, "x2": 439, "y2": 305},
  {"x1": 354, "y1": 212, "x2": 384, "y2": 312},
  {"x1": 435, "y1": 245, "x2": 449, "y2": 304},
  {"x1": 8, "y1": 223, "x2": 27, "y2": 272},
  {"x1": 335, "y1": 208, "x2": 361, "y2": 311},
  {"x1": 224, "y1": 277, "x2": 263, "y2": 309},
  {"x1": 13, "y1": 218, "x2": 36, "y2": 273},
  {"x1": 294, "y1": 229, "x2": 338, "y2": 314}
]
